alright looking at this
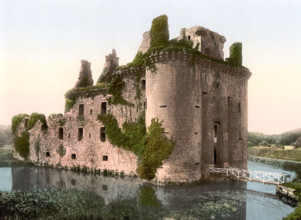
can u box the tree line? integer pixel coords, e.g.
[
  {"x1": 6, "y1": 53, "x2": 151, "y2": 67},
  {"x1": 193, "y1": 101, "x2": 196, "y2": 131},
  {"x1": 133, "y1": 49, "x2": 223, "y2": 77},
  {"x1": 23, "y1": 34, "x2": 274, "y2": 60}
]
[
  {"x1": 0, "y1": 125, "x2": 12, "y2": 147},
  {"x1": 248, "y1": 129, "x2": 301, "y2": 147}
]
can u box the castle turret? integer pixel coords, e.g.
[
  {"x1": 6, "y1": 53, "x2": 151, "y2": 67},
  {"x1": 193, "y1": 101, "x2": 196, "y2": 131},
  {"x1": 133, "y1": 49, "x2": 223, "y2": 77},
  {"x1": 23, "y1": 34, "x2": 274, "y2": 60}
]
[
  {"x1": 181, "y1": 26, "x2": 226, "y2": 59},
  {"x1": 75, "y1": 60, "x2": 93, "y2": 88}
]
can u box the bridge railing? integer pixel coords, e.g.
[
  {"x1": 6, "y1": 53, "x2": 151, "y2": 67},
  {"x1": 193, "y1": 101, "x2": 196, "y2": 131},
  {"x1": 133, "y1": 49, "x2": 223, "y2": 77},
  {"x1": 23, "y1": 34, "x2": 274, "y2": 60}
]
[{"x1": 208, "y1": 167, "x2": 287, "y2": 185}]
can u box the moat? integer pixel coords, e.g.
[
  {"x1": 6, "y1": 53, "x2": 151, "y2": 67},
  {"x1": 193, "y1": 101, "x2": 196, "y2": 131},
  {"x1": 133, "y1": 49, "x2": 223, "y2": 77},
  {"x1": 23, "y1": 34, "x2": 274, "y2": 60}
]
[{"x1": 1, "y1": 158, "x2": 299, "y2": 219}]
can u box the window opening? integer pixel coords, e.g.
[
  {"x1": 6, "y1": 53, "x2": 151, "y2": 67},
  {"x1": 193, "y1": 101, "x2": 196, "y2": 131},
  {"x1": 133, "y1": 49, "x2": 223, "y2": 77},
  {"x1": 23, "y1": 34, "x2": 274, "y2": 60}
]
[
  {"x1": 100, "y1": 127, "x2": 106, "y2": 142},
  {"x1": 101, "y1": 102, "x2": 107, "y2": 115},
  {"x1": 141, "y1": 80, "x2": 146, "y2": 90},
  {"x1": 79, "y1": 104, "x2": 84, "y2": 116},
  {"x1": 103, "y1": 155, "x2": 108, "y2": 161},
  {"x1": 59, "y1": 127, "x2": 63, "y2": 139},
  {"x1": 78, "y1": 128, "x2": 83, "y2": 141},
  {"x1": 71, "y1": 154, "x2": 76, "y2": 159}
]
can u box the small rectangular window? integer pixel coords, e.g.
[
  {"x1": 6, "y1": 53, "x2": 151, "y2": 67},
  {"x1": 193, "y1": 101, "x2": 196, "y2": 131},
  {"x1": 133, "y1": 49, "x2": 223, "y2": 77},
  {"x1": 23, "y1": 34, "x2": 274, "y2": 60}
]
[
  {"x1": 71, "y1": 154, "x2": 76, "y2": 159},
  {"x1": 59, "y1": 127, "x2": 64, "y2": 139},
  {"x1": 103, "y1": 155, "x2": 108, "y2": 161},
  {"x1": 46, "y1": 152, "x2": 50, "y2": 157},
  {"x1": 79, "y1": 104, "x2": 84, "y2": 116},
  {"x1": 238, "y1": 133, "x2": 243, "y2": 140},
  {"x1": 100, "y1": 127, "x2": 106, "y2": 142},
  {"x1": 141, "y1": 80, "x2": 146, "y2": 90},
  {"x1": 90, "y1": 109, "x2": 93, "y2": 115},
  {"x1": 195, "y1": 132, "x2": 198, "y2": 134},
  {"x1": 160, "y1": 105, "x2": 167, "y2": 108},
  {"x1": 101, "y1": 102, "x2": 107, "y2": 115},
  {"x1": 78, "y1": 128, "x2": 83, "y2": 141},
  {"x1": 102, "y1": 185, "x2": 108, "y2": 191},
  {"x1": 68, "y1": 133, "x2": 70, "y2": 139},
  {"x1": 195, "y1": 105, "x2": 200, "y2": 109},
  {"x1": 89, "y1": 133, "x2": 91, "y2": 138},
  {"x1": 238, "y1": 102, "x2": 241, "y2": 113}
]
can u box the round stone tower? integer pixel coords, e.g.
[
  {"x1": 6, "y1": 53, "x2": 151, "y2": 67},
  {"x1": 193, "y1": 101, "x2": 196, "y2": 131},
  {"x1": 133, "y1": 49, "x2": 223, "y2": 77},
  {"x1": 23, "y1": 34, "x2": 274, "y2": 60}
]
[{"x1": 145, "y1": 51, "x2": 202, "y2": 183}]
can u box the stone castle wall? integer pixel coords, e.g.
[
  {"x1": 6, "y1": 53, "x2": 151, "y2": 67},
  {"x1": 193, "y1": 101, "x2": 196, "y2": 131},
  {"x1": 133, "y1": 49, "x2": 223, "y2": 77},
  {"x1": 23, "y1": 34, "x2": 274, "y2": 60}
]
[
  {"x1": 145, "y1": 51, "x2": 250, "y2": 182},
  {"x1": 13, "y1": 68, "x2": 147, "y2": 176},
  {"x1": 13, "y1": 50, "x2": 250, "y2": 183}
]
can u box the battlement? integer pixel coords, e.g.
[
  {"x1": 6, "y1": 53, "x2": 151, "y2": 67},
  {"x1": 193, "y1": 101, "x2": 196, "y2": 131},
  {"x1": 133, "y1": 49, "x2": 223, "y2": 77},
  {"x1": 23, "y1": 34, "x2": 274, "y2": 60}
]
[{"x1": 146, "y1": 50, "x2": 251, "y2": 79}]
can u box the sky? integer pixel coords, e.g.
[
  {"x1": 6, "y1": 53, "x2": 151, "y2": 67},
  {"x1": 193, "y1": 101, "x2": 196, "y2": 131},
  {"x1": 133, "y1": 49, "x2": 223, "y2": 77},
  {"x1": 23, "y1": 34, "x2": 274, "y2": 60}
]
[{"x1": 0, "y1": 0, "x2": 301, "y2": 135}]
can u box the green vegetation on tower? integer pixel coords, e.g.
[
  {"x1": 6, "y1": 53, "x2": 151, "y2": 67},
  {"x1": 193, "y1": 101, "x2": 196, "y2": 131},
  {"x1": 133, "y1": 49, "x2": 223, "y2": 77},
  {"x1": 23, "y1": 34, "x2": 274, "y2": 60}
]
[
  {"x1": 150, "y1": 15, "x2": 169, "y2": 48},
  {"x1": 226, "y1": 42, "x2": 242, "y2": 66},
  {"x1": 12, "y1": 114, "x2": 29, "y2": 135}
]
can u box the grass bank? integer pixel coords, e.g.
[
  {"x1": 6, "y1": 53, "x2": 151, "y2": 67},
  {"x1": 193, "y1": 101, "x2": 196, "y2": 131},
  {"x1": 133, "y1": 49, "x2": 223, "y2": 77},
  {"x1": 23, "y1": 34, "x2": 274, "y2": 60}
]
[
  {"x1": 283, "y1": 183, "x2": 301, "y2": 220},
  {"x1": 248, "y1": 146, "x2": 301, "y2": 162},
  {"x1": 0, "y1": 145, "x2": 33, "y2": 167}
]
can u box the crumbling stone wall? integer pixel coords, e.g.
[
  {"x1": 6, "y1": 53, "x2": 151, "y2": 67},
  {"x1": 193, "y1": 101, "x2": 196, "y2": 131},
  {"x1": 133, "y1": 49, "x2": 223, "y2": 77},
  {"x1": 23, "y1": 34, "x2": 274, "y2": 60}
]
[
  {"x1": 182, "y1": 26, "x2": 226, "y2": 59},
  {"x1": 13, "y1": 25, "x2": 250, "y2": 184}
]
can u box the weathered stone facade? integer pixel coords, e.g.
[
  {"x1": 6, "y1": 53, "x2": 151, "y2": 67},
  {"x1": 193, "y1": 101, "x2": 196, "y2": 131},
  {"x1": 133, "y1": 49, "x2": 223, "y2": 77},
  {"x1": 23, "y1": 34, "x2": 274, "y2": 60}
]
[{"x1": 13, "y1": 22, "x2": 251, "y2": 183}]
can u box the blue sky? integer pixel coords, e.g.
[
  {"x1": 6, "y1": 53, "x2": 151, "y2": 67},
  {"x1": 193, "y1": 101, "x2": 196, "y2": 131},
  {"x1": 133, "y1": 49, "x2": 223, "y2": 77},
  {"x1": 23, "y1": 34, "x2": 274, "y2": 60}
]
[{"x1": 1, "y1": 0, "x2": 301, "y2": 134}]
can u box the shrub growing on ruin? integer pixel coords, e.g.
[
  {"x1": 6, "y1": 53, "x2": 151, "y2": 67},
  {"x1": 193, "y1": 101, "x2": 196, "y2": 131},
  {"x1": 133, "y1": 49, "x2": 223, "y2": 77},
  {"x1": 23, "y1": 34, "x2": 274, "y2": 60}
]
[
  {"x1": 98, "y1": 112, "x2": 174, "y2": 180},
  {"x1": 150, "y1": 15, "x2": 169, "y2": 48},
  {"x1": 28, "y1": 113, "x2": 48, "y2": 131},
  {"x1": 65, "y1": 98, "x2": 76, "y2": 113},
  {"x1": 11, "y1": 114, "x2": 29, "y2": 135},
  {"x1": 107, "y1": 75, "x2": 133, "y2": 106},
  {"x1": 137, "y1": 118, "x2": 174, "y2": 180},
  {"x1": 57, "y1": 144, "x2": 66, "y2": 157},
  {"x1": 226, "y1": 42, "x2": 242, "y2": 66},
  {"x1": 14, "y1": 131, "x2": 30, "y2": 159}
]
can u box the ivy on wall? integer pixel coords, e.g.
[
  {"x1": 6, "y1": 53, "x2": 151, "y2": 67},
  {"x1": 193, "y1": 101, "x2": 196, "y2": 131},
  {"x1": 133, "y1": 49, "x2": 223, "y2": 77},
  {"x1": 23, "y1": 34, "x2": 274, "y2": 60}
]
[
  {"x1": 28, "y1": 113, "x2": 48, "y2": 131},
  {"x1": 150, "y1": 15, "x2": 169, "y2": 48},
  {"x1": 14, "y1": 131, "x2": 30, "y2": 159},
  {"x1": 12, "y1": 113, "x2": 48, "y2": 160},
  {"x1": 226, "y1": 42, "x2": 243, "y2": 67},
  {"x1": 12, "y1": 114, "x2": 29, "y2": 135},
  {"x1": 98, "y1": 112, "x2": 174, "y2": 180}
]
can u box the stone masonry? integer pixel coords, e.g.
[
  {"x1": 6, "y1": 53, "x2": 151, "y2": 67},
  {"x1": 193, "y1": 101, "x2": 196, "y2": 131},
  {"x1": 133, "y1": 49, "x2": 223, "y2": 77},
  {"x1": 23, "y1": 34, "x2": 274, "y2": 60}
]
[{"x1": 13, "y1": 22, "x2": 251, "y2": 183}]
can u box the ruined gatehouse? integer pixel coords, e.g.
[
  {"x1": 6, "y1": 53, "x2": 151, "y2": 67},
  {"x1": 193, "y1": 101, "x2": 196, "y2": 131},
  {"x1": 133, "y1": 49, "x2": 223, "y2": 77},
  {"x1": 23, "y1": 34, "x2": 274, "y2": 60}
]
[{"x1": 12, "y1": 15, "x2": 251, "y2": 183}]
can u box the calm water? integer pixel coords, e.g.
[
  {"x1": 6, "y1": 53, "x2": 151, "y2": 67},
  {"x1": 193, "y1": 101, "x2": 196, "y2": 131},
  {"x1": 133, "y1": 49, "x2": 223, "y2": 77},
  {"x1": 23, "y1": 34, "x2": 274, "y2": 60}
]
[{"x1": 0, "y1": 159, "x2": 300, "y2": 219}]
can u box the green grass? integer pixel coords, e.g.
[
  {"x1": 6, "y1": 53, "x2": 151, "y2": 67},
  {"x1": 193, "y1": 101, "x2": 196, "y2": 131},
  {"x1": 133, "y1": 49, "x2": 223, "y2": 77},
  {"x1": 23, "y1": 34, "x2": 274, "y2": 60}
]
[
  {"x1": 0, "y1": 146, "x2": 33, "y2": 167},
  {"x1": 0, "y1": 187, "x2": 168, "y2": 219},
  {"x1": 248, "y1": 146, "x2": 301, "y2": 162},
  {"x1": 282, "y1": 182, "x2": 301, "y2": 220},
  {"x1": 0, "y1": 189, "x2": 105, "y2": 219}
]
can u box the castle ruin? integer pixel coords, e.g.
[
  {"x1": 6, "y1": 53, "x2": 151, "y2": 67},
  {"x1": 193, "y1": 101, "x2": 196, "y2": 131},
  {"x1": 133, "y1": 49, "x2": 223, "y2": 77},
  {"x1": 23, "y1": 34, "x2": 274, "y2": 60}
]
[{"x1": 12, "y1": 15, "x2": 251, "y2": 183}]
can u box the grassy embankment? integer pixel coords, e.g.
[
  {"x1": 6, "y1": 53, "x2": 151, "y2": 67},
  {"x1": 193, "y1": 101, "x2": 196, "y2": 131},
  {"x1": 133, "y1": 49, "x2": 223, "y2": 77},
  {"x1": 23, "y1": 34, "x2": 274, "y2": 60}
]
[
  {"x1": 282, "y1": 182, "x2": 301, "y2": 220},
  {"x1": 248, "y1": 146, "x2": 301, "y2": 162},
  {"x1": 0, "y1": 145, "x2": 33, "y2": 167}
]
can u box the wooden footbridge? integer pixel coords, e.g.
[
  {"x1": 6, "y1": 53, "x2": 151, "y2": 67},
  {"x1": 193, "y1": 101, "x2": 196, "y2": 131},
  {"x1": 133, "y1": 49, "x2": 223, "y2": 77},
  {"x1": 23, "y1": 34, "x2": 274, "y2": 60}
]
[{"x1": 209, "y1": 167, "x2": 288, "y2": 186}]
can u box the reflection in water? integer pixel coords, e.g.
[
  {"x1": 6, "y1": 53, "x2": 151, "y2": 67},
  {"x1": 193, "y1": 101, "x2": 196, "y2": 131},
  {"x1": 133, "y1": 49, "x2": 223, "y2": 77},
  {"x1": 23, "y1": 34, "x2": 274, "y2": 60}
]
[
  {"x1": 0, "y1": 168, "x2": 12, "y2": 191},
  {"x1": 0, "y1": 161, "x2": 295, "y2": 219}
]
